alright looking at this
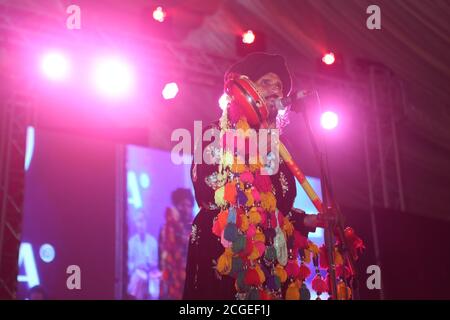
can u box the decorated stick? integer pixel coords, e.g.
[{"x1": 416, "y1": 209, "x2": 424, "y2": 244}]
[{"x1": 279, "y1": 142, "x2": 323, "y2": 213}]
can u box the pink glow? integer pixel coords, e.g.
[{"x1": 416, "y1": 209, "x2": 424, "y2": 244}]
[{"x1": 320, "y1": 111, "x2": 339, "y2": 130}]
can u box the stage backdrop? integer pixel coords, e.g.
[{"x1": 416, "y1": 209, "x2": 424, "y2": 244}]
[
  {"x1": 18, "y1": 127, "x2": 325, "y2": 300},
  {"x1": 18, "y1": 127, "x2": 119, "y2": 299}
]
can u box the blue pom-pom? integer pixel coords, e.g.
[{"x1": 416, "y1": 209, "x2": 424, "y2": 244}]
[{"x1": 224, "y1": 223, "x2": 238, "y2": 242}]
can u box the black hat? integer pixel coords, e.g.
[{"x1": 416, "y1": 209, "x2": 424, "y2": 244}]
[{"x1": 225, "y1": 52, "x2": 292, "y2": 96}]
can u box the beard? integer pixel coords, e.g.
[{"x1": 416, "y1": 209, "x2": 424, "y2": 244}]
[{"x1": 265, "y1": 94, "x2": 281, "y2": 123}]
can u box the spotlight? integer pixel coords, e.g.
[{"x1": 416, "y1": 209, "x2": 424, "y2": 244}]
[
  {"x1": 40, "y1": 51, "x2": 70, "y2": 81},
  {"x1": 320, "y1": 111, "x2": 339, "y2": 130},
  {"x1": 322, "y1": 52, "x2": 335, "y2": 65},
  {"x1": 92, "y1": 57, "x2": 134, "y2": 100},
  {"x1": 242, "y1": 30, "x2": 255, "y2": 44},
  {"x1": 152, "y1": 6, "x2": 166, "y2": 23},
  {"x1": 236, "y1": 30, "x2": 266, "y2": 56},
  {"x1": 218, "y1": 93, "x2": 230, "y2": 110},
  {"x1": 162, "y1": 82, "x2": 179, "y2": 100}
]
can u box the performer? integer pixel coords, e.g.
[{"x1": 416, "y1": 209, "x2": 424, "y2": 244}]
[
  {"x1": 159, "y1": 188, "x2": 194, "y2": 300},
  {"x1": 183, "y1": 53, "x2": 326, "y2": 300}
]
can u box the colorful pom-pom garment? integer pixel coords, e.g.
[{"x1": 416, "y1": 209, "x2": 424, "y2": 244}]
[{"x1": 183, "y1": 114, "x2": 319, "y2": 300}]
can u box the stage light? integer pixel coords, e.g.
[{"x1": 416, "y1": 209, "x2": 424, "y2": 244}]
[
  {"x1": 92, "y1": 57, "x2": 134, "y2": 99},
  {"x1": 218, "y1": 93, "x2": 230, "y2": 110},
  {"x1": 153, "y1": 6, "x2": 166, "y2": 23},
  {"x1": 40, "y1": 51, "x2": 70, "y2": 81},
  {"x1": 236, "y1": 30, "x2": 266, "y2": 56},
  {"x1": 320, "y1": 111, "x2": 339, "y2": 130},
  {"x1": 24, "y1": 126, "x2": 35, "y2": 171},
  {"x1": 162, "y1": 82, "x2": 179, "y2": 100},
  {"x1": 242, "y1": 30, "x2": 255, "y2": 44},
  {"x1": 322, "y1": 52, "x2": 335, "y2": 65}
]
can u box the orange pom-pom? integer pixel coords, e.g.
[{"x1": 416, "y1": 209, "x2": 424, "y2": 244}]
[
  {"x1": 224, "y1": 182, "x2": 237, "y2": 204},
  {"x1": 286, "y1": 283, "x2": 300, "y2": 300},
  {"x1": 274, "y1": 264, "x2": 288, "y2": 283},
  {"x1": 337, "y1": 280, "x2": 352, "y2": 300}
]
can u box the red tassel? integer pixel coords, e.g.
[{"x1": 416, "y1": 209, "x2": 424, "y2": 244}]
[
  {"x1": 312, "y1": 274, "x2": 328, "y2": 293},
  {"x1": 344, "y1": 227, "x2": 365, "y2": 260},
  {"x1": 294, "y1": 231, "x2": 309, "y2": 250},
  {"x1": 336, "y1": 265, "x2": 353, "y2": 279},
  {"x1": 244, "y1": 269, "x2": 261, "y2": 286},
  {"x1": 285, "y1": 260, "x2": 300, "y2": 278},
  {"x1": 260, "y1": 290, "x2": 272, "y2": 300},
  {"x1": 319, "y1": 244, "x2": 329, "y2": 269},
  {"x1": 298, "y1": 264, "x2": 311, "y2": 280}
]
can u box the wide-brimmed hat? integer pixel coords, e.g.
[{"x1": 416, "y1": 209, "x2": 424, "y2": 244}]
[{"x1": 225, "y1": 52, "x2": 292, "y2": 96}]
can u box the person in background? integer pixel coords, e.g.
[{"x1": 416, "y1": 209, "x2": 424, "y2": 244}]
[
  {"x1": 159, "y1": 188, "x2": 194, "y2": 299},
  {"x1": 128, "y1": 210, "x2": 160, "y2": 300}
]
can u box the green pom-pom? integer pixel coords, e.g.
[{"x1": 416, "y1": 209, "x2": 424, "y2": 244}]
[
  {"x1": 230, "y1": 257, "x2": 244, "y2": 276},
  {"x1": 300, "y1": 282, "x2": 311, "y2": 300},
  {"x1": 247, "y1": 288, "x2": 260, "y2": 300},
  {"x1": 236, "y1": 271, "x2": 249, "y2": 292},
  {"x1": 232, "y1": 234, "x2": 246, "y2": 253},
  {"x1": 264, "y1": 245, "x2": 277, "y2": 261}
]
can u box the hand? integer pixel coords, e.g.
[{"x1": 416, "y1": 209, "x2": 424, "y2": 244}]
[{"x1": 303, "y1": 214, "x2": 326, "y2": 229}]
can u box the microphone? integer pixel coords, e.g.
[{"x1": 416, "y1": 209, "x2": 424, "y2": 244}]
[{"x1": 272, "y1": 90, "x2": 315, "y2": 112}]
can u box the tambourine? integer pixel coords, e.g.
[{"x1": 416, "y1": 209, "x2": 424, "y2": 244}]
[{"x1": 224, "y1": 73, "x2": 268, "y2": 128}]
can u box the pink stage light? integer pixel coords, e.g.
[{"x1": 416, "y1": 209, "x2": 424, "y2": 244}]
[
  {"x1": 92, "y1": 57, "x2": 134, "y2": 99},
  {"x1": 153, "y1": 6, "x2": 166, "y2": 23},
  {"x1": 320, "y1": 111, "x2": 339, "y2": 130},
  {"x1": 162, "y1": 82, "x2": 179, "y2": 100},
  {"x1": 40, "y1": 51, "x2": 70, "y2": 81},
  {"x1": 322, "y1": 52, "x2": 335, "y2": 65},
  {"x1": 242, "y1": 30, "x2": 255, "y2": 44}
]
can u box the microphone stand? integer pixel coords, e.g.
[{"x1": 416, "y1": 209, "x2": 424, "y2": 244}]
[{"x1": 291, "y1": 92, "x2": 359, "y2": 300}]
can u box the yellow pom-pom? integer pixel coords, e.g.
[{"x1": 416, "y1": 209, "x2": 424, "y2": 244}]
[
  {"x1": 214, "y1": 186, "x2": 226, "y2": 207},
  {"x1": 248, "y1": 247, "x2": 260, "y2": 261},
  {"x1": 254, "y1": 228, "x2": 265, "y2": 243},
  {"x1": 303, "y1": 249, "x2": 311, "y2": 264},
  {"x1": 249, "y1": 207, "x2": 262, "y2": 224},
  {"x1": 334, "y1": 249, "x2": 344, "y2": 265},
  {"x1": 260, "y1": 192, "x2": 276, "y2": 212},
  {"x1": 283, "y1": 217, "x2": 294, "y2": 236},
  {"x1": 248, "y1": 157, "x2": 262, "y2": 172},
  {"x1": 239, "y1": 214, "x2": 249, "y2": 232},
  {"x1": 236, "y1": 119, "x2": 250, "y2": 132},
  {"x1": 216, "y1": 251, "x2": 232, "y2": 275},
  {"x1": 274, "y1": 264, "x2": 288, "y2": 283},
  {"x1": 245, "y1": 189, "x2": 254, "y2": 207},
  {"x1": 224, "y1": 247, "x2": 233, "y2": 256},
  {"x1": 255, "y1": 265, "x2": 266, "y2": 284},
  {"x1": 308, "y1": 241, "x2": 320, "y2": 255},
  {"x1": 337, "y1": 281, "x2": 352, "y2": 300},
  {"x1": 286, "y1": 283, "x2": 300, "y2": 300},
  {"x1": 230, "y1": 155, "x2": 246, "y2": 174}
]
